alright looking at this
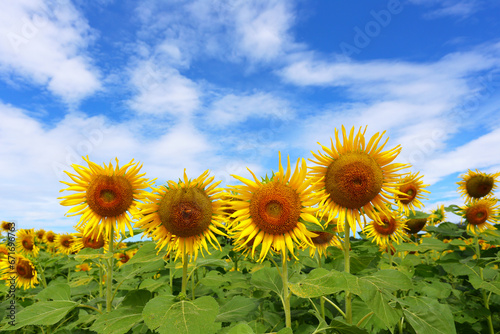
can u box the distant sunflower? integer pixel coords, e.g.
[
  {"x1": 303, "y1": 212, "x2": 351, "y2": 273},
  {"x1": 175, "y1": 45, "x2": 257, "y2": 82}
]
[
  {"x1": 428, "y1": 204, "x2": 446, "y2": 226},
  {"x1": 76, "y1": 263, "x2": 92, "y2": 272},
  {"x1": 16, "y1": 229, "x2": 39, "y2": 257},
  {"x1": 405, "y1": 218, "x2": 428, "y2": 234},
  {"x1": 459, "y1": 198, "x2": 499, "y2": 234},
  {"x1": 309, "y1": 219, "x2": 341, "y2": 259},
  {"x1": 309, "y1": 126, "x2": 410, "y2": 233},
  {"x1": 0, "y1": 254, "x2": 38, "y2": 289},
  {"x1": 228, "y1": 153, "x2": 322, "y2": 262},
  {"x1": 135, "y1": 170, "x2": 227, "y2": 262},
  {"x1": 115, "y1": 249, "x2": 136, "y2": 268},
  {"x1": 364, "y1": 213, "x2": 407, "y2": 247},
  {"x1": 0, "y1": 244, "x2": 8, "y2": 261},
  {"x1": 457, "y1": 169, "x2": 500, "y2": 202},
  {"x1": 35, "y1": 229, "x2": 45, "y2": 243},
  {"x1": 72, "y1": 228, "x2": 108, "y2": 253},
  {"x1": 59, "y1": 156, "x2": 153, "y2": 240},
  {"x1": 43, "y1": 231, "x2": 57, "y2": 246},
  {"x1": 1, "y1": 221, "x2": 13, "y2": 233},
  {"x1": 396, "y1": 172, "x2": 430, "y2": 215},
  {"x1": 55, "y1": 233, "x2": 75, "y2": 255}
]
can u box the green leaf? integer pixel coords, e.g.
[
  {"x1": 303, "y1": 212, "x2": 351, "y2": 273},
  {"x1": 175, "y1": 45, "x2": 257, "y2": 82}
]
[
  {"x1": 36, "y1": 283, "x2": 71, "y2": 301},
  {"x1": 227, "y1": 322, "x2": 255, "y2": 334},
  {"x1": 277, "y1": 328, "x2": 293, "y2": 334},
  {"x1": 216, "y1": 296, "x2": 258, "y2": 322},
  {"x1": 418, "y1": 238, "x2": 450, "y2": 252},
  {"x1": 400, "y1": 296, "x2": 456, "y2": 334},
  {"x1": 469, "y1": 275, "x2": 500, "y2": 295},
  {"x1": 251, "y1": 267, "x2": 283, "y2": 296},
  {"x1": 121, "y1": 289, "x2": 152, "y2": 308},
  {"x1": 143, "y1": 295, "x2": 220, "y2": 334},
  {"x1": 288, "y1": 268, "x2": 361, "y2": 298},
  {"x1": 407, "y1": 211, "x2": 431, "y2": 219},
  {"x1": 328, "y1": 319, "x2": 369, "y2": 334},
  {"x1": 13, "y1": 301, "x2": 77, "y2": 328},
  {"x1": 90, "y1": 306, "x2": 143, "y2": 334},
  {"x1": 122, "y1": 241, "x2": 165, "y2": 266},
  {"x1": 199, "y1": 271, "x2": 231, "y2": 288},
  {"x1": 358, "y1": 282, "x2": 401, "y2": 331},
  {"x1": 362, "y1": 270, "x2": 412, "y2": 293},
  {"x1": 139, "y1": 277, "x2": 171, "y2": 293}
]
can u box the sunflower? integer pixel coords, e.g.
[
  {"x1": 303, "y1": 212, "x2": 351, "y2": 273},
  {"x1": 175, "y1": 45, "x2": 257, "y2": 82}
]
[
  {"x1": 43, "y1": 231, "x2": 57, "y2": 246},
  {"x1": 35, "y1": 229, "x2": 45, "y2": 243},
  {"x1": 457, "y1": 169, "x2": 500, "y2": 202},
  {"x1": 75, "y1": 263, "x2": 92, "y2": 272},
  {"x1": 1, "y1": 221, "x2": 13, "y2": 233},
  {"x1": 0, "y1": 254, "x2": 38, "y2": 289},
  {"x1": 428, "y1": 204, "x2": 446, "y2": 226},
  {"x1": 16, "y1": 229, "x2": 39, "y2": 257},
  {"x1": 55, "y1": 233, "x2": 75, "y2": 255},
  {"x1": 72, "y1": 227, "x2": 108, "y2": 253},
  {"x1": 309, "y1": 126, "x2": 410, "y2": 234},
  {"x1": 228, "y1": 153, "x2": 322, "y2": 262},
  {"x1": 395, "y1": 172, "x2": 430, "y2": 215},
  {"x1": 0, "y1": 244, "x2": 8, "y2": 261},
  {"x1": 309, "y1": 219, "x2": 341, "y2": 259},
  {"x1": 405, "y1": 218, "x2": 428, "y2": 234},
  {"x1": 459, "y1": 198, "x2": 499, "y2": 234},
  {"x1": 115, "y1": 249, "x2": 136, "y2": 268},
  {"x1": 135, "y1": 170, "x2": 227, "y2": 262},
  {"x1": 59, "y1": 156, "x2": 153, "y2": 240},
  {"x1": 364, "y1": 212, "x2": 408, "y2": 247}
]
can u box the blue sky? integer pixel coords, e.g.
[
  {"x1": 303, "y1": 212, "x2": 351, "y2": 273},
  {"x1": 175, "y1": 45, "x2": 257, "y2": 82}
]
[{"x1": 1, "y1": 0, "x2": 500, "y2": 234}]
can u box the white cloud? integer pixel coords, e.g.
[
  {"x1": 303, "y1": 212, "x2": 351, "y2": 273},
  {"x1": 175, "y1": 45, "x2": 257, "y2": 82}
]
[
  {"x1": 205, "y1": 92, "x2": 293, "y2": 127},
  {"x1": 409, "y1": 0, "x2": 481, "y2": 18},
  {"x1": 0, "y1": 0, "x2": 101, "y2": 104},
  {"x1": 128, "y1": 61, "x2": 200, "y2": 117}
]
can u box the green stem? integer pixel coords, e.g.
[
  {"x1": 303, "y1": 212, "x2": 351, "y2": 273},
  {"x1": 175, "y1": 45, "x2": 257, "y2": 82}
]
[
  {"x1": 322, "y1": 296, "x2": 346, "y2": 319},
  {"x1": 357, "y1": 311, "x2": 374, "y2": 327},
  {"x1": 181, "y1": 250, "x2": 188, "y2": 298},
  {"x1": 36, "y1": 263, "x2": 47, "y2": 289},
  {"x1": 388, "y1": 241, "x2": 393, "y2": 267},
  {"x1": 344, "y1": 220, "x2": 352, "y2": 324},
  {"x1": 475, "y1": 236, "x2": 494, "y2": 334},
  {"x1": 78, "y1": 304, "x2": 103, "y2": 314},
  {"x1": 316, "y1": 251, "x2": 325, "y2": 320},
  {"x1": 191, "y1": 268, "x2": 196, "y2": 300},
  {"x1": 282, "y1": 249, "x2": 292, "y2": 329},
  {"x1": 98, "y1": 262, "x2": 103, "y2": 312},
  {"x1": 106, "y1": 225, "x2": 114, "y2": 312},
  {"x1": 398, "y1": 317, "x2": 404, "y2": 334}
]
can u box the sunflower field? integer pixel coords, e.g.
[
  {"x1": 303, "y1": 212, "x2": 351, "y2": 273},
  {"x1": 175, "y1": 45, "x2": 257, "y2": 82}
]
[{"x1": 1, "y1": 126, "x2": 499, "y2": 334}]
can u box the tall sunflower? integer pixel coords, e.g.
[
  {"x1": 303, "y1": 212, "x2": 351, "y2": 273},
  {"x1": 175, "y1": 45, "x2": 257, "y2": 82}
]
[
  {"x1": 16, "y1": 229, "x2": 39, "y2": 257},
  {"x1": 457, "y1": 169, "x2": 500, "y2": 202},
  {"x1": 228, "y1": 153, "x2": 322, "y2": 262},
  {"x1": 59, "y1": 157, "x2": 153, "y2": 240},
  {"x1": 309, "y1": 219, "x2": 341, "y2": 259},
  {"x1": 459, "y1": 198, "x2": 499, "y2": 234},
  {"x1": 72, "y1": 227, "x2": 108, "y2": 253},
  {"x1": 309, "y1": 126, "x2": 410, "y2": 233},
  {"x1": 35, "y1": 229, "x2": 46, "y2": 244},
  {"x1": 55, "y1": 233, "x2": 75, "y2": 255},
  {"x1": 115, "y1": 249, "x2": 137, "y2": 268},
  {"x1": 43, "y1": 231, "x2": 57, "y2": 246},
  {"x1": 395, "y1": 172, "x2": 430, "y2": 215},
  {"x1": 1, "y1": 221, "x2": 13, "y2": 233},
  {"x1": 0, "y1": 244, "x2": 8, "y2": 261},
  {"x1": 135, "y1": 170, "x2": 227, "y2": 261},
  {"x1": 0, "y1": 254, "x2": 38, "y2": 289},
  {"x1": 428, "y1": 204, "x2": 446, "y2": 226},
  {"x1": 364, "y1": 212, "x2": 408, "y2": 247}
]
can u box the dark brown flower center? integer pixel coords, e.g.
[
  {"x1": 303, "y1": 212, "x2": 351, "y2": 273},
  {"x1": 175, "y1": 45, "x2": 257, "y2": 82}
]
[
  {"x1": 87, "y1": 175, "x2": 134, "y2": 217},
  {"x1": 325, "y1": 152, "x2": 383, "y2": 209},
  {"x1": 119, "y1": 253, "x2": 130, "y2": 263},
  {"x1": 158, "y1": 187, "x2": 213, "y2": 237},
  {"x1": 47, "y1": 234, "x2": 55, "y2": 243},
  {"x1": 17, "y1": 260, "x2": 35, "y2": 279},
  {"x1": 61, "y1": 237, "x2": 73, "y2": 248},
  {"x1": 249, "y1": 182, "x2": 301, "y2": 235},
  {"x1": 311, "y1": 231, "x2": 334, "y2": 245},
  {"x1": 466, "y1": 205, "x2": 489, "y2": 226},
  {"x1": 466, "y1": 175, "x2": 494, "y2": 199},
  {"x1": 22, "y1": 238, "x2": 34, "y2": 251},
  {"x1": 83, "y1": 234, "x2": 105, "y2": 249},
  {"x1": 372, "y1": 216, "x2": 397, "y2": 236},
  {"x1": 398, "y1": 183, "x2": 417, "y2": 204}
]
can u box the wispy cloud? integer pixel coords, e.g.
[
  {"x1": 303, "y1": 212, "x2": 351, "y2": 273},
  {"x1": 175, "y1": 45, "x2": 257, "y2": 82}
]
[
  {"x1": 409, "y1": 0, "x2": 482, "y2": 19},
  {"x1": 0, "y1": 0, "x2": 101, "y2": 104}
]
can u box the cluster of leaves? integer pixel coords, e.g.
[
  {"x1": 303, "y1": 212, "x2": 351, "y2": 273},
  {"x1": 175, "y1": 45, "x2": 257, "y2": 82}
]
[{"x1": 0, "y1": 223, "x2": 499, "y2": 334}]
